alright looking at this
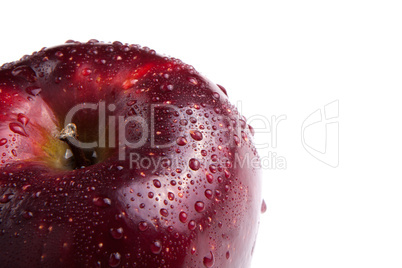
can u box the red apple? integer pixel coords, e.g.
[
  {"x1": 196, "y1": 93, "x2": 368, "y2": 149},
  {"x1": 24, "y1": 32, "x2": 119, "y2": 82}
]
[{"x1": 0, "y1": 40, "x2": 262, "y2": 267}]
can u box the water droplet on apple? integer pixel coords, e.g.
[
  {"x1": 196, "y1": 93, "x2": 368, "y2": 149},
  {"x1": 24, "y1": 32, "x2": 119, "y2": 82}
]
[
  {"x1": 261, "y1": 199, "x2": 267, "y2": 214},
  {"x1": 176, "y1": 137, "x2": 187, "y2": 146},
  {"x1": 148, "y1": 192, "x2": 154, "y2": 198},
  {"x1": 179, "y1": 119, "x2": 188, "y2": 126},
  {"x1": 187, "y1": 77, "x2": 198, "y2": 85},
  {"x1": 17, "y1": 113, "x2": 29, "y2": 126},
  {"x1": 203, "y1": 251, "x2": 215, "y2": 267},
  {"x1": 209, "y1": 164, "x2": 217, "y2": 173},
  {"x1": 0, "y1": 139, "x2": 7, "y2": 146},
  {"x1": 92, "y1": 196, "x2": 112, "y2": 207},
  {"x1": 179, "y1": 211, "x2": 188, "y2": 223},
  {"x1": 110, "y1": 227, "x2": 124, "y2": 239},
  {"x1": 9, "y1": 123, "x2": 28, "y2": 137},
  {"x1": 206, "y1": 173, "x2": 214, "y2": 183},
  {"x1": 234, "y1": 135, "x2": 241, "y2": 146},
  {"x1": 0, "y1": 193, "x2": 13, "y2": 203},
  {"x1": 205, "y1": 189, "x2": 213, "y2": 199},
  {"x1": 108, "y1": 252, "x2": 121, "y2": 267},
  {"x1": 23, "y1": 210, "x2": 34, "y2": 219},
  {"x1": 11, "y1": 65, "x2": 37, "y2": 82},
  {"x1": 81, "y1": 68, "x2": 92, "y2": 76},
  {"x1": 217, "y1": 84, "x2": 228, "y2": 96},
  {"x1": 189, "y1": 158, "x2": 200, "y2": 171},
  {"x1": 212, "y1": 92, "x2": 220, "y2": 100},
  {"x1": 138, "y1": 221, "x2": 149, "y2": 232},
  {"x1": 11, "y1": 149, "x2": 17, "y2": 157},
  {"x1": 226, "y1": 251, "x2": 230, "y2": 259},
  {"x1": 25, "y1": 86, "x2": 42, "y2": 96},
  {"x1": 162, "y1": 158, "x2": 171, "y2": 168},
  {"x1": 167, "y1": 192, "x2": 174, "y2": 201},
  {"x1": 194, "y1": 201, "x2": 205, "y2": 212},
  {"x1": 248, "y1": 124, "x2": 255, "y2": 136},
  {"x1": 150, "y1": 240, "x2": 162, "y2": 254},
  {"x1": 210, "y1": 155, "x2": 218, "y2": 162},
  {"x1": 160, "y1": 208, "x2": 169, "y2": 217},
  {"x1": 190, "y1": 130, "x2": 203, "y2": 141},
  {"x1": 241, "y1": 131, "x2": 248, "y2": 142},
  {"x1": 153, "y1": 179, "x2": 161, "y2": 188},
  {"x1": 239, "y1": 119, "x2": 247, "y2": 129},
  {"x1": 188, "y1": 220, "x2": 196, "y2": 231},
  {"x1": 55, "y1": 51, "x2": 64, "y2": 58}
]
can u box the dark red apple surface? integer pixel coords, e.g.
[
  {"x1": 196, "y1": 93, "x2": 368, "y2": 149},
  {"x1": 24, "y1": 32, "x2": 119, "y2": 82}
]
[{"x1": 0, "y1": 40, "x2": 262, "y2": 267}]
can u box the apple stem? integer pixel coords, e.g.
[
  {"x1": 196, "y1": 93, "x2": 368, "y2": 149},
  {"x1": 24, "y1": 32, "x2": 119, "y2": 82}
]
[{"x1": 59, "y1": 123, "x2": 91, "y2": 168}]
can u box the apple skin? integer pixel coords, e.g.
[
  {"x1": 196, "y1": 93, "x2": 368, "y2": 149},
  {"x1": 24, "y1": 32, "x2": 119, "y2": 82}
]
[{"x1": 0, "y1": 41, "x2": 262, "y2": 267}]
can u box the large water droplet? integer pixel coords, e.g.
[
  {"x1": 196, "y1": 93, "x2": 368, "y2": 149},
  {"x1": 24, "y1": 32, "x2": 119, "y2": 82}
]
[
  {"x1": 190, "y1": 130, "x2": 203, "y2": 141},
  {"x1": 209, "y1": 164, "x2": 217, "y2": 174},
  {"x1": 188, "y1": 220, "x2": 196, "y2": 231},
  {"x1": 17, "y1": 113, "x2": 29, "y2": 126},
  {"x1": 217, "y1": 84, "x2": 228, "y2": 96},
  {"x1": 160, "y1": 208, "x2": 169, "y2": 217},
  {"x1": 9, "y1": 123, "x2": 28, "y2": 137},
  {"x1": 108, "y1": 252, "x2": 121, "y2": 267},
  {"x1": 153, "y1": 179, "x2": 161, "y2": 188},
  {"x1": 206, "y1": 173, "x2": 214, "y2": 184},
  {"x1": 167, "y1": 192, "x2": 175, "y2": 201},
  {"x1": 0, "y1": 139, "x2": 7, "y2": 146},
  {"x1": 195, "y1": 201, "x2": 205, "y2": 212},
  {"x1": 150, "y1": 240, "x2": 162, "y2": 254},
  {"x1": 211, "y1": 154, "x2": 218, "y2": 162},
  {"x1": 203, "y1": 251, "x2": 215, "y2": 267},
  {"x1": 205, "y1": 189, "x2": 213, "y2": 199},
  {"x1": 179, "y1": 211, "x2": 188, "y2": 223},
  {"x1": 11, "y1": 65, "x2": 37, "y2": 82},
  {"x1": 189, "y1": 158, "x2": 200, "y2": 171},
  {"x1": 176, "y1": 137, "x2": 188, "y2": 146}
]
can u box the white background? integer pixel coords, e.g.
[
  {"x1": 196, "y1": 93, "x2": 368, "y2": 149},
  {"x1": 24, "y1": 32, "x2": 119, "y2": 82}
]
[{"x1": 1, "y1": 1, "x2": 402, "y2": 267}]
